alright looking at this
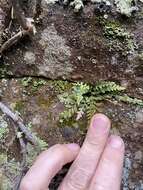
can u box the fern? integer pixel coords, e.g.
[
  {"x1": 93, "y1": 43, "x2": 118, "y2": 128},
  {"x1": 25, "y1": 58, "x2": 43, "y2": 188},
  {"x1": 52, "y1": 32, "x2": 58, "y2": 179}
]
[
  {"x1": 58, "y1": 81, "x2": 142, "y2": 123},
  {"x1": 59, "y1": 105, "x2": 78, "y2": 123},
  {"x1": 52, "y1": 80, "x2": 73, "y2": 94},
  {"x1": 86, "y1": 97, "x2": 97, "y2": 120},
  {"x1": 93, "y1": 82, "x2": 125, "y2": 95},
  {"x1": 116, "y1": 95, "x2": 143, "y2": 106}
]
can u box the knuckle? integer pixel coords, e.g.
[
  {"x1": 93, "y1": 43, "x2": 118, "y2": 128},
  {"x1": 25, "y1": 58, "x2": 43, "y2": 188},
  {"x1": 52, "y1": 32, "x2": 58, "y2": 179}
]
[
  {"x1": 66, "y1": 166, "x2": 92, "y2": 190},
  {"x1": 87, "y1": 132, "x2": 108, "y2": 147}
]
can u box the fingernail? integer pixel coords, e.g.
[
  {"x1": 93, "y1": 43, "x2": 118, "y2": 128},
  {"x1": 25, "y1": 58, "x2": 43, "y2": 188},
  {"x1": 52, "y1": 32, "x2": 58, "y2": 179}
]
[
  {"x1": 66, "y1": 143, "x2": 80, "y2": 151},
  {"x1": 92, "y1": 114, "x2": 110, "y2": 133},
  {"x1": 109, "y1": 135, "x2": 123, "y2": 149}
]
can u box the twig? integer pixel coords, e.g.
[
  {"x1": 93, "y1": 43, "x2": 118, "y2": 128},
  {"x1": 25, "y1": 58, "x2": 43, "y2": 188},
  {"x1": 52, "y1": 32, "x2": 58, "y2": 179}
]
[
  {"x1": 0, "y1": 0, "x2": 36, "y2": 53},
  {"x1": 1, "y1": 30, "x2": 24, "y2": 53},
  {"x1": 11, "y1": 120, "x2": 27, "y2": 190},
  {"x1": 10, "y1": 0, "x2": 28, "y2": 30},
  {"x1": 0, "y1": 102, "x2": 37, "y2": 145}
]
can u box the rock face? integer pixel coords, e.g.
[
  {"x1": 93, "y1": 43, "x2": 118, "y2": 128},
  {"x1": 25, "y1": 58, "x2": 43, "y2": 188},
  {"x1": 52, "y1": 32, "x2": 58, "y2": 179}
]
[
  {"x1": 0, "y1": 78, "x2": 143, "y2": 189},
  {"x1": 0, "y1": 0, "x2": 143, "y2": 189},
  {"x1": 38, "y1": 25, "x2": 73, "y2": 78},
  {"x1": 0, "y1": 1, "x2": 143, "y2": 95}
]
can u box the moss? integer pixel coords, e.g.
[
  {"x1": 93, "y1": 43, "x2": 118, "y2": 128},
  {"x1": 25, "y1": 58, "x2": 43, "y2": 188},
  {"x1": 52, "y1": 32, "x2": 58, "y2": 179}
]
[
  {"x1": 104, "y1": 21, "x2": 131, "y2": 39},
  {"x1": 37, "y1": 96, "x2": 54, "y2": 109},
  {"x1": 0, "y1": 66, "x2": 7, "y2": 78},
  {"x1": 99, "y1": 18, "x2": 136, "y2": 55},
  {"x1": 13, "y1": 101, "x2": 25, "y2": 113}
]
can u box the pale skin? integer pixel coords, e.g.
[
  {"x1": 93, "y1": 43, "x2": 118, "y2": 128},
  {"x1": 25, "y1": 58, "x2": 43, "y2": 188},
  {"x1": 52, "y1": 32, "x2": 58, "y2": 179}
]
[{"x1": 20, "y1": 113, "x2": 125, "y2": 190}]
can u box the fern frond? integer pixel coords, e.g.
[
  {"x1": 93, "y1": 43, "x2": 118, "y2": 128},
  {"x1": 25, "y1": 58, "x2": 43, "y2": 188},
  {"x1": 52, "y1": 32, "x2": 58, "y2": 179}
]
[
  {"x1": 93, "y1": 82, "x2": 125, "y2": 95},
  {"x1": 72, "y1": 82, "x2": 90, "y2": 95},
  {"x1": 116, "y1": 95, "x2": 143, "y2": 106},
  {"x1": 58, "y1": 81, "x2": 142, "y2": 123},
  {"x1": 86, "y1": 102, "x2": 97, "y2": 121},
  {"x1": 59, "y1": 105, "x2": 78, "y2": 123}
]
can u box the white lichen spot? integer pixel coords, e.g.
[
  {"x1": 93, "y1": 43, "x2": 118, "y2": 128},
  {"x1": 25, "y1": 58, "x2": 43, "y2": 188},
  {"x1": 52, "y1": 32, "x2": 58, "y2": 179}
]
[
  {"x1": 24, "y1": 51, "x2": 36, "y2": 65},
  {"x1": 38, "y1": 25, "x2": 73, "y2": 78},
  {"x1": 135, "y1": 109, "x2": 143, "y2": 123},
  {"x1": 42, "y1": 0, "x2": 59, "y2": 6},
  {"x1": 115, "y1": 0, "x2": 138, "y2": 17},
  {"x1": 70, "y1": 0, "x2": 84, "y2": 12},
  {"x1": 91, "y1": 0, "x2": 110, "y2": 5},
  {"x1": 32, "y1": 114, "x2": 41, "y2": 125}
]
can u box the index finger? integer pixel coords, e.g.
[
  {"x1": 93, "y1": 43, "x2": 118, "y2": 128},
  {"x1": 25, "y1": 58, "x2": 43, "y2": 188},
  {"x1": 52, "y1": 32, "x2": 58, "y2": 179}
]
[{"x1": 20, "y1": 144, "x2": 80, "y2": 190}]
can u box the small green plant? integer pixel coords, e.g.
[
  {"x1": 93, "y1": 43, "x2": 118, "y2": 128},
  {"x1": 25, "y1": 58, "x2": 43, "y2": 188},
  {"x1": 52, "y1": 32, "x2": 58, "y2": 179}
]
[
  {"x1": 99, "y1": 18, "x2": 136, "y2": 55},
  {"x1": 21, "y1": 77, "x2": 33, "y2": 87},
  {"x1": 59, "y1": 81, "x2": 143, "y2": 123},
  {"x1": 104, "y1": 23, "x2": 131, "y2": 40},
  {"x1": 51, "y1": 80, "x2": 73, "y2": 94},
  {"x1": 116, "y1": 95, "x2": 143, "y2": 106},
  {"x1": 27, "y1": 122, "x2": 48, "y2": 151},
  {"x1": 21, "y1": 78, "x2": 46, "y2": 88},
  {"x1": 32, "y1": 80, "x2": 46, "y2": 90}
]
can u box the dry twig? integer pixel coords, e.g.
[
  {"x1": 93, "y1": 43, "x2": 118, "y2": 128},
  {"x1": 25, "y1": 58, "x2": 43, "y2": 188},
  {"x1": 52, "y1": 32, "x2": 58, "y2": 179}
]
[
  {"x1": 11, "y1": 119, "x2": 27, "y2": 190},
  {"x1": 0, "y1": 102, "x2": 37, "y2": 145},
  {"x1": 0, "y1": 0, "x2": 36, "y2": 53},
  {"x1": 10, "y1": 0, "x2": 29, "y2": 30}
]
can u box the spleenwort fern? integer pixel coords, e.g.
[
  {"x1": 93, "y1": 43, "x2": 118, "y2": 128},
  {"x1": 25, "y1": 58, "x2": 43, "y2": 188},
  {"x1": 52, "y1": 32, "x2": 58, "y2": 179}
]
[
  {"x1": 93, "y1": 81, "x2": 125, "y2": 95},
  {"x1": 115, "y1": 95, "x2": 143, "y2": 106},
  {"x1": 58, "y1": 81, "x2": 143, "y2": 123}
]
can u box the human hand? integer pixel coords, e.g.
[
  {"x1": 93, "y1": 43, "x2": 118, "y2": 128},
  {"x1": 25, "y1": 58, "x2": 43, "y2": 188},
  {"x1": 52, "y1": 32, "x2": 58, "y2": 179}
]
[{"x1": 20, "y1": 114, "x2": 125, "y2": 190}]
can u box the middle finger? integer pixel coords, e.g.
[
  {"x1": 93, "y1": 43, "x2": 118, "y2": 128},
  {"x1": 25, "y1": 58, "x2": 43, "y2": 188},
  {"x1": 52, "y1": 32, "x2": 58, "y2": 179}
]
[{"x1": 59, "y1": 114, "x2": 111, "y2": 190}]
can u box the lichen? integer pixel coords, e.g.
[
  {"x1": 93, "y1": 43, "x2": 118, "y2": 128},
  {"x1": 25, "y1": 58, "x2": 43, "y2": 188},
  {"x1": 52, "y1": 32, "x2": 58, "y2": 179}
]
[
  {"x1": 100, "y1": 18, "x2": 136, "y2": 55},
  {"x1": 115, "y1": 0, "x2": 138, "y2": 17},
  {"x1": 42, "y1": 0, "x2": 59, "y2": 5},
  {"x1": 0, "y1": 154, "x2": 21, "y2": 189},
  {"x1": 70, "y1": 0, "x2": 84, "y2": 12},
  {"x1": 24, "y1": 51, "x2": 36, "y2": 65},
  {"x1": 38, "y1": 25, "x2": 73, "y2": 78},
  {"x1": 0, "y1": 115, "x2": 9, "y2": 141}
]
